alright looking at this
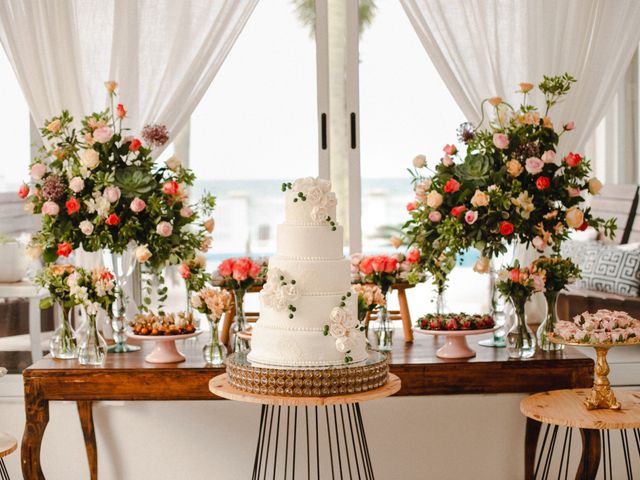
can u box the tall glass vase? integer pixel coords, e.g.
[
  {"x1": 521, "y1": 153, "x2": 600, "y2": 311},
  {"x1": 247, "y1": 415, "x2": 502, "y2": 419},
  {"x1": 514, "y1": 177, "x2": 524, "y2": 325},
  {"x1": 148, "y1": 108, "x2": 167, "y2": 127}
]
[
  {"x1": 106, "y1": 250, "x2": 141, "y2": 353},
  {"x1": 374, "y1": 290, "x2": 393, "y2": 351},
  {"x1": 78, "y1": 314, "x2": 107, "y2": 366},
  {"x1": 49, "y1": 305, "x2": 77, "y2": 359},
  {"x1": 203, "y1": 317, "x2": 227, "y2": 366},
  {"x1": 435, "y1": 288, "x2": 447, "y2": 315},
  {"x1": 231, "y1": 289, "x2": 250, "y2": 353},
  {"x1": 537, "y1": 290, "x2": 564, "y2": 351},
  {"x1": 506, "y1": 298, "x2": 536, "y2": 359},
  {"x1": 478, "y1": 259, "x2": 507, "y2": 348}
]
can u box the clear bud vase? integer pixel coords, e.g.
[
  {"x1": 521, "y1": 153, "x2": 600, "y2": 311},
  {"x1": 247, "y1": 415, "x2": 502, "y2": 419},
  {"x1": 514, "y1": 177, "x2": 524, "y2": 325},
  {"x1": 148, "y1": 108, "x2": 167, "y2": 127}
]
[
  {"x1": 537, "y1": 290, "x2": 564, "y2": 351},
  {"x1": 231, "y1": 289, "x2": 250, "y2": 353},
  {"x1": 374, "y1": 290, "x2": 393, "y2": 351},
  {"x1": 506, "y1": 298, "x2": 536, "y2": 359},
  {"x1": 203, "y1": 316, "x2": 227, "y2": 366},
  {"x1": 78, "y1": 314, "x2": 107, "y2": 366},
  {"x1": 49, "y1": 306, "x2": 77, "y2": 359}
]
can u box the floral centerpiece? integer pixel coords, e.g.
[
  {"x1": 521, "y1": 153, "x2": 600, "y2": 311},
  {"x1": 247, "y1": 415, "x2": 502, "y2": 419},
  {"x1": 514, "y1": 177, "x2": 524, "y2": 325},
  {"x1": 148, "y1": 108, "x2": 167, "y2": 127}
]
[
  {"x1": 532, "y1": 256, "x2": 581, "y2": 350},
  {"x1": 496, "y1": 261, "x2": 545, "y2": 358},
  {"x1": 191, "y1": 287, "x2": 233, "y2": 365},
  {"x1": 178, "y1": 254, "x2": 209, "y2": 309},
  {"x1": 350, "y1": 250, "x2": 424, "y2": 285}
]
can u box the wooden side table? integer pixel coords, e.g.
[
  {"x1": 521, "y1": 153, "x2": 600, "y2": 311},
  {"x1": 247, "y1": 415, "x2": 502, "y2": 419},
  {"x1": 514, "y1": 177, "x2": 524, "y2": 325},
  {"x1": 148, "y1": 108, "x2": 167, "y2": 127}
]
[
  {"x1": 0, "y1": 432, "x2": 17, "y2": 479},
  {"x1": 521, "y1": 389, "x2": 640, "y2": 480},
  {"x1": 0, "y1": 282, "x2": 46, "y2": 362},
  {"x1": 210, "y1": 373, "x2": 401, "y2": 479}
]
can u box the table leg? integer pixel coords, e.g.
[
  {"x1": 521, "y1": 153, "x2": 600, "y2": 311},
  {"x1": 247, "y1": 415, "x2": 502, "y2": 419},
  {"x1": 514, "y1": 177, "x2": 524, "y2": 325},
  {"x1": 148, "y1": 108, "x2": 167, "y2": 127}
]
[
  {"x1": 21, "y1": 380, "x2": 49, "y2": 480},
  {"x1": 576, "y1": 428, "x2": 601, "y2": 480},
  {"x1": 77, "y1": 401, "x2": 98, "y2": 480},
  {"x1": 397, "y1": 288, "x2": 414, "y2": 343},
  {"x1": 524, "y1": 417, "x2": 542, "y2": 480},
  {"x1": 29, "y1": 297, "x2": 42, "y2": 362}
]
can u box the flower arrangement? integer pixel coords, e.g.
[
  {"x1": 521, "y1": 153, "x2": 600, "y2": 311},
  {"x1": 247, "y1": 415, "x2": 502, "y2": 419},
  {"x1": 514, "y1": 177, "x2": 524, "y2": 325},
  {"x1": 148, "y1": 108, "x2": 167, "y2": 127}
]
[
  {"x1": 20, "y1": 81, "x2": 216, "y2": 272},
  {"x1": 417, "y1": 313, "x2": 494, "y2": 331},
  {"x1": 350, "y1": 251, "x2": 425, "y2": 286},
  {"x1": 531, "y1": 256, "x2": 581, "y2": 293},
  {"x1": 190, "y1": 287, "x2": 233, "y2": 321},
  {"x1": 215, "y1": 257, "x2": 265, "y2": 291},
  {"x1": 553, "y1": 310, "x2": 640, "y2": 344},
  {"x1": 130, "y1": 311, "x2": 197, "y2": 336},
  {"x1": 323, "y1": 290, "x2": 363, "y2": 363},
  {"x1": 496, "y1": 261, "x2": 545, "y2": 307},
  {"x1": 68, "y1": 266, "x2": 118, "y2": 317},
  {"x1": 352, "y1": 283, "x2": 385, "y2": 322},
  {"x1": 179, "y1": 254, "x2": 209, "y2": 294},
  {"x1": 403, "y1": 74, "x2": 615, "y2": 289},
  {"x1": 35, "y1": 264, "x2": 80, "y2": 311}
]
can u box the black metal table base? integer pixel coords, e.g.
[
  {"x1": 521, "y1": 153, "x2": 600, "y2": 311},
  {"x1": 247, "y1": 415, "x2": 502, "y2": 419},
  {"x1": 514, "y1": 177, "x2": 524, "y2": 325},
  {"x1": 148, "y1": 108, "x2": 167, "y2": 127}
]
[
  {"x1": 0, "y1": 458, "x2": 10, "y2": 480},
  {"x1": 533, "y1": 425, "x2": 640, "y2": 479},
  {"x1": 252, "y1": 403, "x2": 375, "y2": 480}
]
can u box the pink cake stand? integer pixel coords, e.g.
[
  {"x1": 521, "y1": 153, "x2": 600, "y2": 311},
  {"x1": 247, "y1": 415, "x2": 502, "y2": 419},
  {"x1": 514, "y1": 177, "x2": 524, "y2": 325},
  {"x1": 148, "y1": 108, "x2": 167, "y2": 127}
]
[
  {"x1": 413, "y1": 327, "x2": 497, "y2": 359},
  {"x1": 127, "y1": 331, "x2": 202, "y2": 363}
]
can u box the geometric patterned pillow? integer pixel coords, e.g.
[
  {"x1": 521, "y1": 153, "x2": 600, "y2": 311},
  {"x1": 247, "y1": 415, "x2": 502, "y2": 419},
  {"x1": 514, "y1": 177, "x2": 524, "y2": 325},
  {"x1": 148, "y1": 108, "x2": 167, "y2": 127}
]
[{"x1": 560, "y1": 241, "x2": 640, "y2": 296}]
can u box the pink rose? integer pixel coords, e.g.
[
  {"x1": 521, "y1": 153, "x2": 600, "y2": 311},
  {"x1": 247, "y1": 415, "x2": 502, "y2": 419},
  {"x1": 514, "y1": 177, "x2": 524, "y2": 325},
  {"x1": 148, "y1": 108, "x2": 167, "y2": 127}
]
[
  {"x1": 492, "y1": 133, "x2": 509, "y2": 150},
  {"x1": 359, "y1": 257, "x2": 374, "y2": 275},
  {"x1": 525, "y1": 157, "x2": 544, "y2": 174},
  {"x1": 179, "y1": 206, "x2": 193, "y2": 218},
  {"x1": 532, "y1": 236, "x2": 547, "y2": 251},
  {"x1": 567, "y1": 187, "x2": 581, "y2": 198},
  {"x1": 93, "y1": 126, "x2": 114, "y2": 143},
  {"x1": 532, "y1": 274, "x2": 545, "y2": 292},
  {"x1": 41, "y1": 201, "x2": 59, "y2": 216},
  {"x1": 69, "y1": 177, "x2": 84, "y2": 193},
  {"x1": 442, "y1": 154, "x2": 454, "y2": 167},
  {"x1": 156, "y1": 221, "x2": 173, "y2": 237},
  {"x1": 428, "y1": 211, "x2": 442, "y2": 223},
  {"x1": 443, "y1": 144, "x2": 457, "y2": 155},
  {"x1": 218, "y1": 258, "x2": 235, "y2": 277},
  {"x1": 104, "y1": 186, "x2": 121, "y2": 203},
  {"x1": 371, "y1": 256, "x2": 386, "y2": 273},
  {"x1": 564, "y1": 121, "x2": 575, "y2": 131},
  {"x1": 541, "y1": 150, "x2": 556, "y2": 164},
  {"x1": 464, "y1": 210, "x2": 478, "y2": 225},
  {"x1": 30, "y1": 163, "x2": 46, "y2": 180},
  {"x1": 130, "y1": 197, "x2": 146, "y2": 213}
]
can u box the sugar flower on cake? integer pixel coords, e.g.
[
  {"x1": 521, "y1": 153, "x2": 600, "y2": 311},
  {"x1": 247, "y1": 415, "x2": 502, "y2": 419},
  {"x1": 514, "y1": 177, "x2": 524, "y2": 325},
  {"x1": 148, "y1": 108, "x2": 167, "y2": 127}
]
[
  {"x1": 260, "y1": 267, "x2": 299, "y2": 317},
  {"x1": 323, "y1": 291, "x2": 363, "y2": 363}
]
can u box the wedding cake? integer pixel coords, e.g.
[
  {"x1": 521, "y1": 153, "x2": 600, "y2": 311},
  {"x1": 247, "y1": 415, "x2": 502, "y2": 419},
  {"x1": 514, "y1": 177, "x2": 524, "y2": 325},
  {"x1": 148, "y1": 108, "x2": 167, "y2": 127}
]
[{"x1": 248, "y1": 177, "x2": 368, "y2": 367}]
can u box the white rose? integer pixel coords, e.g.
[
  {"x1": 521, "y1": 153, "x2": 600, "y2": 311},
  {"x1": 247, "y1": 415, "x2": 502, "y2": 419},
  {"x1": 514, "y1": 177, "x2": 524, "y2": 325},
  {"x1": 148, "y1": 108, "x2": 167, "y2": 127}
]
[
  {"x1": 103, "y1": 186, "x2": 121, "y2": 203},
  {"x1": 329, "y1": 322, "x2": 347, "y2": 338},
  {"x1": 329, "y1": 306, "x2": 348, "y2": 326},
  {"x1": 165, "y1": 156, "x2": 182, "y2": 171},
  {"x1": 292, "y1": 177, "x2": 315, "y2": 192},
  {"x1": 79, "y1": 149, "x2": 100, "y2": 170},
  {"x1": 69, "y1": 177, "x2": 85, "y2": 193},
  {"x1": 341, "y1": 310, "x2": 358, "y2": 329},
  {"x1": 306, "y1": 186, "x2": 325, "y2": 205},
  {"x1": 412, "y1": 154, "x2": 427, "y2": 168},
  {"x1": 283, "y1": 284, "x2": 300, "y2": 302},
  {"x1": 335, "y1": 336, "x2": 355, "y2": 353},
  {"x1": 323, "y1": 192, "x2": 337, "y2": 208},
  {"x1": 317, "y1": 178, "x2": 331, "y2": 193},
  {"x1": 311, "y1": 206, "x2": 328, "y2": 223},
  {"x1": 79, "y1": 220, "x2": 94, "y2": 236}
]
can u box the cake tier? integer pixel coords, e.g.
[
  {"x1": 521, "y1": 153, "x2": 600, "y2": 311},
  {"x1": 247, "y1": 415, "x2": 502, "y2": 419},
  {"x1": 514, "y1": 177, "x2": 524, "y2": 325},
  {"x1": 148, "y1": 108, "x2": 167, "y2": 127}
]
[
  {"x1": 260, "y1": 293, "x2": 356, "y2": 330},
  {"x1": 284, "y1": 190, "x2": 337, "y2": 225},
  {"x1": 248, "y1": 323, "x2": 368, "y2": 367},
  {"x1": 268, "y1": 256, "x2": 351, "y2": 295},
  {"x1": 276, "y1": 224, "x2": 343, "y2": 259}
]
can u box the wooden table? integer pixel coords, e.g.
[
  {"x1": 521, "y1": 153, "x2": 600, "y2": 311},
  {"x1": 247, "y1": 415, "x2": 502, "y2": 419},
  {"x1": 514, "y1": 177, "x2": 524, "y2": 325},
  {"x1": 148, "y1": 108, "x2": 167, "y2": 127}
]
[{"x1": 22, "y1": 334, "x2": 594, "y2": 479}]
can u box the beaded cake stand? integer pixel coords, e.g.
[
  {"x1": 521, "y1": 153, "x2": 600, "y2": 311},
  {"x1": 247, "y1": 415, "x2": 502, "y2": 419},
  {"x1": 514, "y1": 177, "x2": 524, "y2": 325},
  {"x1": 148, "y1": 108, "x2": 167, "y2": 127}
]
[{"x1": 210, "y1": 354, "x2": 400, "y2": 479}]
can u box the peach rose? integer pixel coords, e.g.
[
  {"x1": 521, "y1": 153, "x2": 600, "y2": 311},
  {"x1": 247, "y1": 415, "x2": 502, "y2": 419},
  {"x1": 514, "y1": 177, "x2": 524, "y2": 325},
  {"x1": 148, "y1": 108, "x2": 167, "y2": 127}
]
[
  {"x1": 135, "y1": 245, "x2": 152, "y2": 263},
  {"x1": 565, "y1": 207, "x2": 585, "y2": 228},
  {"x1": 47, "y1": 119, "x2": 61, "y2": 133},
  {"x1": 470, "y1": 189, "x2": 489, "y2": 208},
  {"x1": 426, "y1": 190, "x2": 443, "y2": 209},
  {"x1": 543, "y1": 117, "x2": 553, "y2": 129},
  {"x1": 588, "y1": 178, "x2": 603, "y2": 195},
  {"x1": 473, "y1": 256, "x2": 490, "y2": 274},
  {"x1": 104, "y1": 80, "x2": 118, "y2": 93},
  {"x1": 30, "y1": 163, "x2": 46, "y2": 180},
  {"x1": 390, "y1": 236, "x2": 402, "y2": 249},
  {"x1": 204, "y1": 218, "x2": 215, "y2": 233},
  {"x1": 165, "y1": 156, "x2": 182, "y2": 171},
  {"x1": 79, "y1": 149, "x2": 100, "y2": 170},
  {"x1": 506, "y1": 159, "x2": 523, "y2": 177}
]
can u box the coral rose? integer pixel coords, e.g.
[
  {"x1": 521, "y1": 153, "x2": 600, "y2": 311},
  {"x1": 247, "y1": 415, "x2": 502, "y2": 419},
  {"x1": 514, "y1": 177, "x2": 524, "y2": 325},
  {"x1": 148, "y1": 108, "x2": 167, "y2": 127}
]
[
  {"x1": 443, "y1": 144, "x2": 457, "y2": 155},
  {"x1": 105, "y1": 213, "x2": 120, "y2": 226},
  {"x1": 162, "y1": 180, "x2": 180, "y2": 196},
  {"x1": 129, "y1": 139, "x2": 142, "y2": 152},
  {"x1": 232, "y1": 257, "x2": 253, "y2": 282},
  {"x1": 178, "y1": 263, "x2": 191, "y2": 279},
  {"x1": 444, "y1": 178, "x2": 460, "y2": 193},
  {"x1": 565, "y1": 207, "x2": 585, "y2": 228},
  {"x1": 218, "y1": 258, "x2": 235, "y2": 277},
  {"x1": 499, "y1": 221, "x2": 514, "y2": 236},
  {"x1": 451, "y1": 205, "x2": 466, "y2": 217},
  {"x1": 564, "y1": 152, "x2": 582, "y2": 167},
  {"x1": 384, "y1": 256, "x2": 399, "y2": 273},
  {"x1": 536, "y1": 176, "x2": 551, "y2": 190},
  {"x1": 406, "y1": 249, "x2": 420, "y2": 264},
  {"x1": 359, "y1": 256, "x2": 374, "y2": 275},
  {"x1": 510, "y1": 268, "x2": 520, "y2": 283},
  {"x1": 18, "y1": 184, "x2": 29, "y2": 199},
  {"x1": 406, "y1": 202, "x2": 417, "y2": 212},
  {"x1": 65, "y1": 197, "x2": 80, "y2": 215},
  {"x1": 56, "y1": 242, "x2": 73, "y2": 257},
  {"x1": 116, "y1": 103, "x2": 126, "y2": 119}
]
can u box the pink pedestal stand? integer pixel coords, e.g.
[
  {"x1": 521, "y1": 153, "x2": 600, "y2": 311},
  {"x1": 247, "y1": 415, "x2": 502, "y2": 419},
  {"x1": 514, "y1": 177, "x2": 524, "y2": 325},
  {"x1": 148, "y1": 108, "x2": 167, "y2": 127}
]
[
  {"x1": 127, "y1": 331, "x2": 201, "y2": 363},
  {"x1": 413, "y1": 327, "x2": 497, "y2": 359}
]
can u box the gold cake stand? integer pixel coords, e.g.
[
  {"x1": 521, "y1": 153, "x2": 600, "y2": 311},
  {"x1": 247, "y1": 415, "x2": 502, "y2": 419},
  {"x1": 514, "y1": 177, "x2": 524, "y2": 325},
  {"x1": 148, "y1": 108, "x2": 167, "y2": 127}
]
[{"x1": 548, "y1": 334, "x2": 640, "y2": 410}]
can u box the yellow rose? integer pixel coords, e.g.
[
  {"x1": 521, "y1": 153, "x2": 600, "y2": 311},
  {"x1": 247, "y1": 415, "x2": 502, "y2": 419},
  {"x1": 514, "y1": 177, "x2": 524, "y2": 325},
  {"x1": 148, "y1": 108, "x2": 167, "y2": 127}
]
[
  {"x1": 470, "y1": 189, "x2": 489, "y2": 208},
  {"x1": 488, "y1": 96, "x2": 502, "y2": 107},
  {"x1": 588, "y1": 178, "x2": 603, "y2": 195},
  {"x1": 104, "y1": 80, "x2": 118, "y2": 93},
  {"x1": 426, "y1": 190, "x2": 443, "y2": 209},
  {"x1": 135, "y1": 245, "x2": 153, "y2": 263},
  {"x1": 519, "y1": 82, "x2": 534, "y2": 93},
  {"x1": 565, "y1": 207, "x2": 585, "y2": 229},
  {"x1": 473, "y1": 256, "x2": 490, "y2": 274},
  {"x1": 47, "y1": 119, "x2": 61, "y2": 133},
  {"x1": 506, "y1": 159, "x2": 523, "y2": 177}
]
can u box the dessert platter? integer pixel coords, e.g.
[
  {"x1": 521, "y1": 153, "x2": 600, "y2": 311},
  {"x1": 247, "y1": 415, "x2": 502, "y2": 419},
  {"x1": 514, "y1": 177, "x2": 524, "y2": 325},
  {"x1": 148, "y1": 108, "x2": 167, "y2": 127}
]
[
  {"x1": 414, "y1": 313, "x2": 496, "y2": 359},
  {"x1": 127, "y1": 312, "x2": 201, "y2": 363}
]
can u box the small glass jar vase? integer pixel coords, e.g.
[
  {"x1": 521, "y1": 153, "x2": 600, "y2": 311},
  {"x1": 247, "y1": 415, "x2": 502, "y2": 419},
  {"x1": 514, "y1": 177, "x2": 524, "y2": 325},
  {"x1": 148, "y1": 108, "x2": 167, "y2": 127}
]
[
  {"x1": 537, "y1": 290, "x2": 564, "y2": 351},
  {"x1": 203, "y1": 316, "x2": 227, "y2": 366},
  {"x1": 49, "y1": 306, "x2": 77, "y2": 359},
  {"x1": 505, "y1": 298, "x2": 536, "y2": 359},
  {"x1": 231, "y1": 289, "x2": 250, "y2": 353},
  {"x1": 374, "y1": 290, "x2": 393, "y2": 351},
  {"x1": 78, "y1": 314, "x2": 107, "y2": 366}
]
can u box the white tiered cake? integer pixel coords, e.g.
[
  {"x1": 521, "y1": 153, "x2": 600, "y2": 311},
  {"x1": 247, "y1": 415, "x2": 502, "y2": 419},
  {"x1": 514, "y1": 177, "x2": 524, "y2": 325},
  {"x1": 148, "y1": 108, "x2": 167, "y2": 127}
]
[{"x1": 248, "y1": 177, "x2": 368, "y2": 367}]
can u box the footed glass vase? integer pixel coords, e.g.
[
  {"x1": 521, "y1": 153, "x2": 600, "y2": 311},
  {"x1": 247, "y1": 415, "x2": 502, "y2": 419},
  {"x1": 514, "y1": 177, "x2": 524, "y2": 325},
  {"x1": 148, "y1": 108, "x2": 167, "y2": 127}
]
[
  {"x1": 107, "y1": 251, "x2": 141, "y2": 353},
  {"x1": 374, "y1": 291, "x2": 393, "y2": 351},
  {"x1": 506, "y1": 299, "x2": 536, "y2": 359},
  {"x1": 231, "y1": 289, "x2": 250, "y2": 353},
  {"x1": 203, "y1": 317, "x2": 227, "y2": 366},
  {"x1": 49, "y1": 306, "x2": 77, "y2": 359},
  {"x1": 537, "y1": 290, "x2": 564, "y2": 351},
  {"x1": 78, "y1": 314, "x2": 107, "y2": 366}
]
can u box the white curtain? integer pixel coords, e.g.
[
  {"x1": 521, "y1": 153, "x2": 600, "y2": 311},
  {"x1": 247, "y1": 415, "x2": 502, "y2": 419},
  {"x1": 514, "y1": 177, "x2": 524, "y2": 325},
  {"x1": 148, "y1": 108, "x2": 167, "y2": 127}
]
[
  {"x1": 400, "y1": 0, "x2": 640, "y2": 152},
  {"x1": 0, "y1": 0, "x2": 257, "y2": 151}
]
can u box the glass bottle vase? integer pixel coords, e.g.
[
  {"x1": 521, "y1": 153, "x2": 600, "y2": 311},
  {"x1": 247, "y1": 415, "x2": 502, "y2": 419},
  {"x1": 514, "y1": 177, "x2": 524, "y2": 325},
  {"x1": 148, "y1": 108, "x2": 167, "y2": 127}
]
[
  {"x1": 537, "y1": 290, "x2": 564, "y2": 351},
  {"x1": 49, "y1": 306, "x2": 77, "y2": 359},
  {"x1": 374, "y1": 291, "x2": 393, "y2": 351},
  {"x1": 78, "y1": 314, "x2": 108, "y2": 366},
  {"x1": 203, "y1": 317, "x2": 227, "y2": 366},
  {"x1": 107, "y1": 250, "x2": 141, "y2": 353},
  {"x1": 506, "y1": 298, "x2": 536, "y2": 359},
  {"x1": 231, "y1": 289, "x2": 250, "y2": 353}
]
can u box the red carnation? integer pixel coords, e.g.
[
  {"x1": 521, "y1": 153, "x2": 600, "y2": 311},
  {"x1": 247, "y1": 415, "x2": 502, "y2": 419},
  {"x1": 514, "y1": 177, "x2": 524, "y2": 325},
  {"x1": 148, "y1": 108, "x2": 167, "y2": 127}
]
[
  {"x1": 18, "y1": 184, "x2": 29, "y2": 199},
  {"x1": 65, "y1": 197, "x2": 80, "y2": 215},
  {"x1": 116, "y1": 103, "x2": 127, "y2": 119},
  {"x1": 56, "y1": 242, "x2": 73, "y2": 257},
  {"x1": 444, "y1": 178, "x2": 460, "y2": 193},
  {"x1": 129, "y1": 138, "x2": 141, "y2": 152},
  {"x1": 499, "y1": 221, "x2": 514, "y2": 236},
  {"x1": 450, "y1": 205, "x2": 466, "y2": 216},
  {"x1": 536, "y1": 176, "x2": 551, "y2": 190},
  {"x1": 564, "y1": 152, "x2": 583, "y2": 167},
  {"x1": 105, "y1": 213, "x2": 120, "y2": 226}
]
